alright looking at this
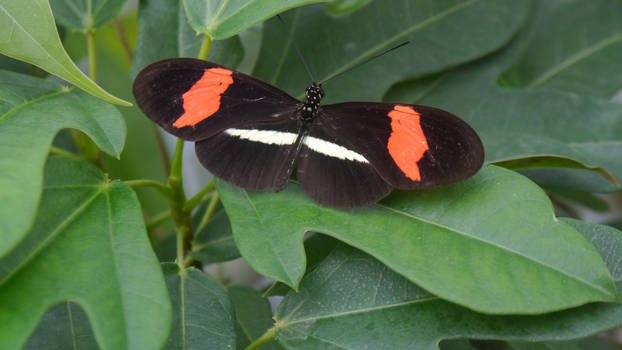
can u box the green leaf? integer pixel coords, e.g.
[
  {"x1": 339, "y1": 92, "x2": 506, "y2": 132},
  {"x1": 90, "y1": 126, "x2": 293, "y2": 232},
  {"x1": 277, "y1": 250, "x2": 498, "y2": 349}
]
[
  {"x1": 182, "y1": 0, "x2": 326, "y2": 40},
  {"x1": 50, "y1": 0, "x2": 128, "y2": 30},
  {"x1": 0, "y1": 0, "x2": 130, "y2": 105},
  {"x1": 229, "y1": 286, "x2": 283, "y2": 350},
  {"x1": 253, "y1": 0, "x2": 530, "y2": 103},
  {"x1": 131, "y1": 0, "x2": 244, "y2": 79},
  {"x1": 217, "y1": 165, "x2": 617, "y2": 314},
  {"x1": 25, "y1": 302, "x2": 98, "y2": 350},
  {"x1": 0, "y1": 156, "x2": 171, "y2": 350},
  {"x1": 273, "y1": 219, "x2": 622, "y2": 349},
  {"x1": 191, "y1": 204, "x2": 240, "y2": 265},
  {"x1": 499, "y1": 0, "x2": 622, "y2": 99},
  {"x1": 384, "y1": 12, "x2": 622, "y2": 191},
  {"x1": 0, "y1": 70, "x2": 126, "y2": 257},
  {"x1": 162, "y1": 263, "x2": 235, "y2": 350}
]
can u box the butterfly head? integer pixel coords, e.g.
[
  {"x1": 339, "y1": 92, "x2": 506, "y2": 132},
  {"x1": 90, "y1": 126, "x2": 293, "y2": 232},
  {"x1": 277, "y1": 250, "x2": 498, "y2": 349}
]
[{"x1": 300, "y1": 83, "x2": 325, "y2": 122}]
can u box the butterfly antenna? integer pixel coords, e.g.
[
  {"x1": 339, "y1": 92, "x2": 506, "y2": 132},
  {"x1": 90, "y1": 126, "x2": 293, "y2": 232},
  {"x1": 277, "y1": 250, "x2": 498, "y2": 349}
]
[
  {"x1": 277, "y1": 14, "x2": 316, "y2": 83},
  {"x1": 320, "y1": 41, "x2": 410, "y2": 84}
]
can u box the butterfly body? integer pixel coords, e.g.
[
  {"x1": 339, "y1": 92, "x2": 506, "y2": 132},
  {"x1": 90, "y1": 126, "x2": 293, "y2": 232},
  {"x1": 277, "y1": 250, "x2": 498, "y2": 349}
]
[{"x1": 133, "y1": 58, "x2": 484, "y2": 208}]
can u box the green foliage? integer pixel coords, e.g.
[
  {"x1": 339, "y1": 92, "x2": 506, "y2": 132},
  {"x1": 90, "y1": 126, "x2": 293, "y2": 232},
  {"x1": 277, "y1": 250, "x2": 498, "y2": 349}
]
[
  {"x1": 0, "y1": 0, "x2": 130, "y2": 105},
  {"x1": 1, "y1": 0, "x2": 622, "y2": 349}
]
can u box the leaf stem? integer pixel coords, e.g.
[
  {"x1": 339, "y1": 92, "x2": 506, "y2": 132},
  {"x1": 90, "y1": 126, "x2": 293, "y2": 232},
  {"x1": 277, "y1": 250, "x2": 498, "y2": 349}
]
[
  {"x1": 49, "y1": 146, "x2": 77, "y2": 158},
  {"x1": 196, "y1": 191, "x2": 220, "y2": 232},
  {"x1": 126, "y1": 179, "x2": 172, "y2": 197},
  {"x1": 146, "y1": 210, "x2": 172, "y2": 231},
  {"x1": 184, "y1": 180, "x2": 215, "y2": 212},
  {"x1": 197, "y1": 35, "x2": 213, "y2": 61},
  {"x1": 245, "y1": 327, "x2": 276, "y2": 350}
]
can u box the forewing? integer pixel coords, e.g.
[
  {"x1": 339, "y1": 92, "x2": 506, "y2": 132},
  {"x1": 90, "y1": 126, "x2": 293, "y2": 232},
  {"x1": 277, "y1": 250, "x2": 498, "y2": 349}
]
[
  {"x1": 319, "y1": 102, "x2": 484, "y2": 189},
  {"x1": 195, "y1": 119, "x2": 302, "y2": 191},
  {"x1": 297, "y1": 126, "x2": 392, "y2": 208},
  {"x1": 133, "y1": 58, "x2": 300, "y2": 141}
]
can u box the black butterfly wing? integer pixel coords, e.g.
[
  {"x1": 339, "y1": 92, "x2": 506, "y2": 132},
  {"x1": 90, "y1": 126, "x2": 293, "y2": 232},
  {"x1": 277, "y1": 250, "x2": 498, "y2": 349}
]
[
  {"x1": 297, "y1": 125, "x2": 392, "y2": 208},
  {"x1": 195, "y1": 118, "x2": 303, "y2": 191},
  {"x1": 318, "y1": 102, "x2": 484, "y2": 189},
  {"x1": 133, "y1": 58, "x2": 300, "y2": 141}
]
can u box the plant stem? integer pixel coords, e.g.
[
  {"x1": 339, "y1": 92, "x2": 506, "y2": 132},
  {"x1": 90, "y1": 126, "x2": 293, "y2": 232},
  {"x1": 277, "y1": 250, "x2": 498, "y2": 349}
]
[
  {"x1": 126, "y1": 179, "x2": 172, "y2": 197},
  {"x1": 197, "y1": 35, "x2": 213, "y2": 61},
  {"x1": 245, "y1": 327, "x2": 276, "y2": 350},
  {"x1": 177, "y1": 226, "x2": 188, "y2": 271},
  {"x1": 168, "y1": 138, "x2": 195, "y2": 270}
]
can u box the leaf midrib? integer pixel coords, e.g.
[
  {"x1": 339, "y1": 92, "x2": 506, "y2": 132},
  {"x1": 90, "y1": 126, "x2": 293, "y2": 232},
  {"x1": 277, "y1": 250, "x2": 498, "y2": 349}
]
[
  {"x1": 279, "y1": 296, "x2": 437, "y2": 327},
  {"x1": 527, "y1": 33, "x2": 622, "y2": 89},
  {"x1": 0, "y1": 88, "x2": 70, "y2": 123}
]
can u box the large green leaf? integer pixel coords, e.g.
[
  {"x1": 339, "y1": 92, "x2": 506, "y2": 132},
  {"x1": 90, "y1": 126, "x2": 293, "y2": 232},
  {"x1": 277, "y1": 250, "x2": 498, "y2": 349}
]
[
  {"x1": 229, "y1": 286, "x2": 283, "y2": 350},
  {"x1": 253, "y1": 0, "x2": 529, "y2": 103},
  {"x1": 182, "y1": 0, "x2": 326, "y2": 40},
  {"x1": 217, "y1": 165, "x2": 617, "y2": 314},
  {"x1": 162, "y1": 263, "x2": 235, "y2": 350},
  {"x1": 0, "y1": 0, "x2": 130, "y2": 105},
  {"x1": 384, "y1": 8, "x2": 622, "y2": 192},
  {"x1": 130, "y1": 0, "x2": 244, "y2": 78},
  {"x1": 50, "y1": 0, "x2": 128, "y2": 30},
  {"x1": 500, "y1": 0, "x2": 622, "y2": 99},
  {"x1": 0, "y1": 156, "x2": 170, "y2": 350},
  {"x1": 0, "y1": 70, "x2": 125, "y2": 257},
  {"x1": 272, "y1": 219, "x2": 622, "y2": 349}
]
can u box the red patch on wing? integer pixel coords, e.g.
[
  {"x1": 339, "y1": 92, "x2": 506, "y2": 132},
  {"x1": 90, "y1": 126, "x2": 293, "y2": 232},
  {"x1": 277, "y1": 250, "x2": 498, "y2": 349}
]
[
  {"x1": 387, "y1": 105, "x2": 429, "y2": 181},
  {"x1": 173, "y1": 67, "x2": 233, "y2": 128}
]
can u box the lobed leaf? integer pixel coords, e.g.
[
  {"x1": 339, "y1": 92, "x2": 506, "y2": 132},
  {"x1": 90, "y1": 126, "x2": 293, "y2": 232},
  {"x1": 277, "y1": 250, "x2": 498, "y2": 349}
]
[
  {"x1": 272, "y1": 219, "x2": 622, "y2": 349},
  {"x1": 0, "y1": 156, "x2": 170, "y2": 350},
  {"x1": 0, "y1": 70, "x2": 125, "y2": 257},
  {"x1": 0, "y1": 0, "x2": 130, "y2": 105},
  {"x1": 217, "y1": 165, "x2": 617, "y2": 314}
]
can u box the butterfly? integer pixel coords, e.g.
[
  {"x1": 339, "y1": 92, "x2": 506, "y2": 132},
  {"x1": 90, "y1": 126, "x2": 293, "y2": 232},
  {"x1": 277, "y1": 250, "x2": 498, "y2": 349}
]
[{"x1": 133, "y1": 58, "x2": 484, "y2": 208}]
